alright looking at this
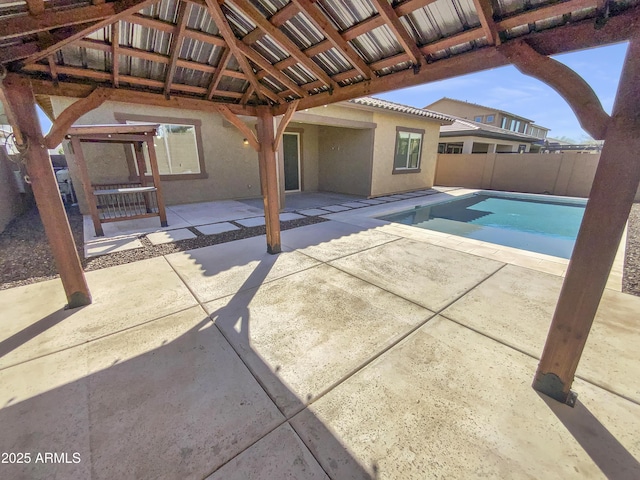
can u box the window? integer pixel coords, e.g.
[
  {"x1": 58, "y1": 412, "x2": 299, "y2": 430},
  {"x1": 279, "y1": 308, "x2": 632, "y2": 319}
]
[
  {"x1": 115, "y1": 113, "x2": 207, "y2": 180},
  {"x1": 131, "y1": 123, "x2": 200, "y2": 175},
  {"x1": 438, "y1": 142, "x2": 463, "y2": 154},
  {"x1": 512, "y1": 120, "x2": 521, "y2": 132},
  {"x1": 474, "y1": 115, "x2": 483, "y2": 122},
  {"x1": 486, "y1": 115, "x2": 495, "y2": 123},
  {"x1": 393, "y1": 128, "x2": 424, "y2": 172},
  {"x1": 501, "y1": 117, "x2": 508, "y2": 129}
]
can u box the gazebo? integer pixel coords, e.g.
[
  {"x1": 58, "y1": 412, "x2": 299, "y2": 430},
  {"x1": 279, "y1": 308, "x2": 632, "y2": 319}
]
[
  {"x1": 66, "y1": 123, "x2": 168, "y2": 236},
  {"x1": 0, "y1": 0, "x2": 639, "y2": 406}
]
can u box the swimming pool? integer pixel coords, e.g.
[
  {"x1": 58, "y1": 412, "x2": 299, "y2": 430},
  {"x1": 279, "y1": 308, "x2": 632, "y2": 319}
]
[{"x1": 378, "y1": 192, "x2": 586, "y2": 259}]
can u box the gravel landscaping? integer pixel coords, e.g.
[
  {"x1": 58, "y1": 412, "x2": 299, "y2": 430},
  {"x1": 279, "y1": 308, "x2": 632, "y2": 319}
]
[
  {"x1": 0, "y1": 205, "x2": 326, "y2": 291},
  {"x1": 2, "y1": 203, "x2": 640, "y2": 297}
]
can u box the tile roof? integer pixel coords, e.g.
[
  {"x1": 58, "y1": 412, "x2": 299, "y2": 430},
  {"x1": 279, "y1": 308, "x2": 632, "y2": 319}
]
[
  {"x1": 425, "y1": 97, "x2": 537, "y2": 124},
  {"x1": 349, "y1": 97, "x2": 455, "y2": 123},
  {"x1": 440, "y1": 117, "x2": 540, "y2": 142}
]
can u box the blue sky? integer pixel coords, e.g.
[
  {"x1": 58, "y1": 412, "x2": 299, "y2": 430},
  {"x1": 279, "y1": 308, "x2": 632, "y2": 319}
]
[
  {"x1": 37, "y1": 42, "x2": 628, "y2": 143},
  {"x1": 378, "y1": 42, "x2": 629, "y2": 142}
]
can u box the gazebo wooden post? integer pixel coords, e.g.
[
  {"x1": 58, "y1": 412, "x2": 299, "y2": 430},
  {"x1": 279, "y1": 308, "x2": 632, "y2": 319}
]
[
  {"x1": 533, "y1": 37, "x2": 640, "y2": 405},
  {"x1": 133, "y1": 141, "x2": 152, "y2": 213},
  {"x1": 1, "y1": 75, "x2": 91, "y2": 308},
  {"x1": 69, "y1": 136, "x2": 103, "y2": 236},
  {"x1": 145, "y1": 137, "x2": 168, "y2": 227},
  {"x1": 256, "y1": 106, "x2": 281, "y2": 254}
]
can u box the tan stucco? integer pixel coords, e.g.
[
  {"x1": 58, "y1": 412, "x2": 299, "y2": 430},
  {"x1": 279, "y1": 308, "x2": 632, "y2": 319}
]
[
  {"x1": 369, "y1": 111, "x2": 442, "y2": 197},
  {"x1": 0, "y1": 149, "x2": 31, "y2": 232},
  {"x1": 318, "y1": 126, "x2": 373, "y2": 196},
  {"x1": 439, "y1": 135, "x2": 531, "y2": 153},
  {"x1": 50, "y1": 96, "x2": 445, "y2": 212},
  {"x1": 435, "y1": 152, "x2": 640, "y2": 200},
  {"x1": 50, "y1": 97, "x2": 261, "y2": 213},
  {"x1": 426, "y1": 99, "x2": 499, "y2": 122}
]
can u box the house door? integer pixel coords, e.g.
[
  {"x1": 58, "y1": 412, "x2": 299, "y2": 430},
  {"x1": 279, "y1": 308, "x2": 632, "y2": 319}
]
[{"x1": 283, "y1": 132, "x2": 301, "y2": 192}]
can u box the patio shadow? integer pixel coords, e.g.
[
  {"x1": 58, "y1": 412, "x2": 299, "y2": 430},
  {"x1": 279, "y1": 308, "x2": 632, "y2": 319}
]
[
  {"x1": 0, "y1": 307, "x2": 83, "y2": 359},
  {"x1": 540, "y1": 393, "x2": 640, "y2": 479}
]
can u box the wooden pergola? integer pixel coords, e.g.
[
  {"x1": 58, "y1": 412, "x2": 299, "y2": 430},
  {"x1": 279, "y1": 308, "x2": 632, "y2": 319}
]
[
  {"x1": 0, "y1": 0, "x2": 639, "y2": 406},
  {"x1": 66, "y1": 123, "x2": 168, "y2": 236}
]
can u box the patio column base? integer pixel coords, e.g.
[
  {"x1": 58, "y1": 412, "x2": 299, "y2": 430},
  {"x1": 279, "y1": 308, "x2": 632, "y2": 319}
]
[
  {"x1": 66, "y1": 291, "x2": 92, "y2": 310},
  {"x1": 532, "y1": 372, "x2": 577, "y2": 407}
]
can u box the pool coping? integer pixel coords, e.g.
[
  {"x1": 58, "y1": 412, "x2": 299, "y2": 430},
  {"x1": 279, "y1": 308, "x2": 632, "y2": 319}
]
[{"x1": 320, "y1": 188, "x2": 626, "y2": 292}]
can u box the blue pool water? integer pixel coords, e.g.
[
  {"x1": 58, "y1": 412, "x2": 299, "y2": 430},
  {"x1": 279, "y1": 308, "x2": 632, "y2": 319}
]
[{"x1": 379, "y1": 192, "x2": 587, "y2": 259}]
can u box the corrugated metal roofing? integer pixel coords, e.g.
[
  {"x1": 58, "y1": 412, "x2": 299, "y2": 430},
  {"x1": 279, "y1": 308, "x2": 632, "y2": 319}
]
[
  {"x1": 1, "y1": 0, "x2": 639, "y2": 108},
  {"x1": 349, "y1": 96, "x2": 455, "y2": 122}
]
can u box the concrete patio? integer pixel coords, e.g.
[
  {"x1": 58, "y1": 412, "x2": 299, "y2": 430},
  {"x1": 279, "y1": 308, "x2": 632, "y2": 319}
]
[{"x1": 1, "y1": 192, "x2": 639, "y2": 479}]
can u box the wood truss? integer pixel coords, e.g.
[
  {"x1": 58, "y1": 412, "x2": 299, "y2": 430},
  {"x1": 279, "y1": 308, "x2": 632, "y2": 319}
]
[
  {"x1": 1, "y1": 0, "x2": 640, "y2": 406},
  {"x1": 1, "y1": 0, "x2": 637, "y2": 115}
]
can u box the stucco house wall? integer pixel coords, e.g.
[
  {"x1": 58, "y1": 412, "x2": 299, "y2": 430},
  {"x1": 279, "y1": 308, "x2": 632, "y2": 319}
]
[
  {"x1": 51, "y1": 96, "x2": 261, "y2": 214},
  {"x1": 369, "y1": 110, "x2": 442, "y2": 197},
  {"x1": 426, "y1": 98, "x2": 498, "y2": 121},
  {"x1": 439, "y1": 135, "x2": 531, "y2": 153},
  {"x1": 318, "y1": 125, "x2": 374, "y2": 196},
  {"x1": 50, "y1": 96, "x2": 447, "y2": 213},
  {"x1": 0, "y1": 148, "x2": 32, "y2": 232}
]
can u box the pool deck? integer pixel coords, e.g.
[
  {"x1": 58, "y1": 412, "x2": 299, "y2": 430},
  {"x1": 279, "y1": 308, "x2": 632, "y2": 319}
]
[{"x1": 0, "y1": 188, "x2": 638, "y2": 479}]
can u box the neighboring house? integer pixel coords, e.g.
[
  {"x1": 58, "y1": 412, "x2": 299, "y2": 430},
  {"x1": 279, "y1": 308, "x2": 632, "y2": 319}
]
[
  {"x1": 436, "y1": 117, "x2": 542, "y2": 154},
  {"x1": 424, "y1": 97, "x2": 550, "y2": 141},
  {"x1": 43, "y1": 96, "x2": 453, "y2": 214},
  {"x1": 543, "y1": 137, "x2": 603, "y2": 154}
]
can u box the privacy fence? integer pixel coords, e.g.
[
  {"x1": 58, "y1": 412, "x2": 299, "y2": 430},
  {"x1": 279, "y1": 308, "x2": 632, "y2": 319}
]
[{"x1": 435, "y1": 152, "x2": 640, "y2": 201}]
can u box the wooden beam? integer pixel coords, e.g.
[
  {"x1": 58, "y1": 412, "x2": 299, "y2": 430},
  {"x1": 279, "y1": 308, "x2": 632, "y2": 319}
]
[
  {"x1": 0, "y1": 4, "x2": 114, "y2": 40},
  {"x1": 369, "y1": 0, "x2": 423, "y2": 67},
  {"x1": 44, "y1": 87, "x2": 112, "y2": 149},
  {"x1": 472, "y1": 0, "x2": 500, "y2": 45},
  {"x1": 69, "y1": 136, "x2": 103, "y2": 237},
  {"x1": 47, "y1": 55, "x2": 59, "y2": 86},
  {"x1": 273, "y1": 99, "x2": 299, "y2": 151},
  {"x1": 145, "y1": 137, "x2": 168, "y2": 227},
  {"x1": 25, "y1": 0, "x2": 45, "y2": 15},
  {"x1": 240, "y1": 85, "x2": 254, "y2": 104},
  {"x1": 242, "y1": 28, "x2": 265, "y2": 45},
  {"x1": 275, "y1": 4, "x2": 640, "y2": 114},
  {"x1": 234, "y1": 40, "x2": 306, "y2": 97},
  {"x1": 0, "y1": 42, "x2": 40, "y2": 63},
  {"x1": 164, "y1": 1, "x2": 190, "y2": 97},
  {"x1": 216, "y1": 105, "x2": 260, "y2": 151},
  {"x1": 77, "y1": 38, "x2": 230, "y2": 76},
  {"x1": 533, "y1": 36, "x2": 640, "y2": 405},
  {"x1": 342, "y1": 16, "x2": 385, "y2": 42},
  {"x1": 420, "y1": 28, "x2": 482, "y2": 56},
  {"x1": 27, "y1": 76, "x2": 258, "y2": 116},
  {"x1": 207, "y1": 48, "x2": 231, "y2": 99},
  {"x1": 501, "y1": 40, "x2": 610, "y2": 140},
  {"x1": 270, "y1": 2, "x2": 298, "y2": 27},
  {"x1": 290, "y1": 0, "x2": 373, "y2": 79},
  {"x1": 256, "y1": 106, "x2": 281, "y2": 254},
  {"x1": 1, "y1": 74, "x2": 91, "y2": 308},
  {"x1": 127, "y1": 13, "x2": 226, "y2": 46},
  {"x1": 22, "y1": 0, "x2": 158, "y2": 65},
  {"x1": 111, "y1": 21, "x2": 120, "y2": 87},
  {"x1": 230, "y1": 0, "x2": 337, "y2": 89},
  {"x1": 496, "y1": 0, "x2": 599, "y2": 31},
  {"x1": 203, "y1": 0, "x2": 267, "y2": 102}
]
